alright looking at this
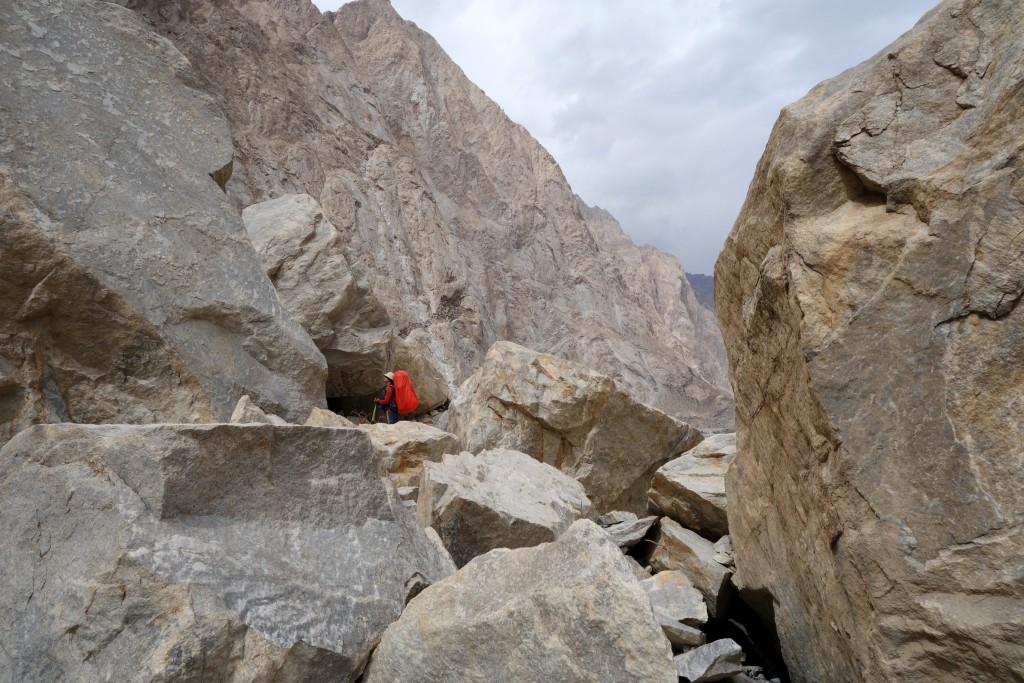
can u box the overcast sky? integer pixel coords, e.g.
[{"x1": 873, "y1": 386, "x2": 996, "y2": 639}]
[{"x1": 313, "y1": 0, "x2": 937, "y2": 274}]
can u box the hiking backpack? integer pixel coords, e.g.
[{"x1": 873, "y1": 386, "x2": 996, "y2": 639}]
[{"x1": 392, "y1": 370, "x2": 420, "y2": 415}]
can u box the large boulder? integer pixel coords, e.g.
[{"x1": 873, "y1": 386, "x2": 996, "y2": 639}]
[
  {"x1": 417, "y1": 449, "x2": 593, "y2": 566},
  {"x1": 242, "y1": 193, "x2": 395, "y2": 399},
  {"x1": 363, "y1": 520, "x2": 678, "y2": 683},
  {"x1": 448, "y1": 342, "x2": 703, "y2": 514},
  {"x1": 0, "y1": 0, "x2": 326, "y2": 443},
  {"x1": 648, "y1": 432, "x2": 736, "y2": 539},
  {"x1": 716, "y1": 1, "x2": 1024, "y2": 680},
  {"x1": 358, "y1": 421, "x2": 461, "y2": 489},
  {"x1": 0, "y1": 423, "x2": 455, "y2": 682}
]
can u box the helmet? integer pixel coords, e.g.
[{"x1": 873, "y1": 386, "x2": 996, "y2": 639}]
[{"x1": 384, "y1": 372, "x2": 395, "y2": 381}]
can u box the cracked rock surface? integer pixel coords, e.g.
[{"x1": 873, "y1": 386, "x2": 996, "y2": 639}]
[
  {"x1": 716, "y1": 1, "x2": 1024, "y2": 680},
  {"x1": 0, "y1": 423, "x2": 455, "y2": 682},
  {"x1": 447, "y1": 341, "x2": 703, "y2": 515}
]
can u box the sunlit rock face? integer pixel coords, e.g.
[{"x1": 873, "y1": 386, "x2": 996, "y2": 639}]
[
  {"x1": 716, "y1": 1, "x2": 1024, "y2": 681},
  {"x1": 119, "y1": 0, "x2": 733, "y2": 430}
]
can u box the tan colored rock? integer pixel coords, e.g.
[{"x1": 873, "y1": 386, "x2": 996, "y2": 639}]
[
  {"x1": 363, "y1": 520, "x2": 678, "y2": 683},
  {"x1": 305, "y1": 407, "x2": 355, "y2": 428},
  {"x1": 0, "y1": 0, "x2": 326, "y2": 444},
  {"x1": 243, "y1": 193, "x2": 393, "y2": 399},
  {"x1": 0, "y1": 423, "x2": 454, "y2": 682},
  {"x1": 448, "y1": 341, "x2": 703, "y2": 515},
  {"x1": 648, "y1": 432, "x2": 736, "y2": 539},
  {"x1": 417, "y1": 449, "x2": 592, "y2": 567},
  {"x1": 230, "y1": 395, "x2": 289, "y2": 426},
  {"x1": 124, "y1": 0, "x2": 732, "y2": 431},
  {"x1": 651, "y1": 519, "x2": 732, "y2": 619},
  {"x1": 357, "y1": 421, "x2": 460, "y2": 488},
  {"x1": 716, "y1": 2, "x2": 1024, "y2": 680}
]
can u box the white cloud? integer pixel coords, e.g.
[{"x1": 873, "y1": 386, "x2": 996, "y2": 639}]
[{"x1": 314, "y1": 0, "x2": 938, "y2": 273}]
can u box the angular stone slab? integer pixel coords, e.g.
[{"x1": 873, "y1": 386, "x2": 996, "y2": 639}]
[
  {"x1": 599, "y1": 511, "x2": 660, "y2": 549},
  {"x1": 358, "y1": 421, "x2": 461, "y2": 488},
  {"x1": 641, "y1": 571, "x2": 708, "y2": 627},
  {"x1": 675, "y1": 639, "x2": 745, "y2": 683},
  {"x1": 363, "y1": 520, "x2": 677, "y2": 683},
  {"x1": 659, "y1": 614, "x2": 707, "y2": 649},
  {"x1": 448, "y1": 341, "x2": 703, "y2": 514},
  {"x1": 648, "y1": 432, "x2": 736, "y2": 539},
  {"x1": 417, "y1": 448, "x2": 592, "y2": 566},
  {"x1": 651, "y1": 519, "x2": 733, "y2": 618},
  {"x1": 0, "y1": 423, "x2": 454, "y2": 682}
]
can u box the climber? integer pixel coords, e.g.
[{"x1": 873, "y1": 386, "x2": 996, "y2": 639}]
[{"x1": 376, "y1": 372, "x2": 399, "y2": 424}]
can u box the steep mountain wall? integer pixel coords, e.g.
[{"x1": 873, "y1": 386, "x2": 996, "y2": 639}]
[
  {"x1": 120, "y1": 0, "x2": 733, "y2": 429},
  {"x1": 717, "y1": 0, "x2": 1024, "y2": 680}
]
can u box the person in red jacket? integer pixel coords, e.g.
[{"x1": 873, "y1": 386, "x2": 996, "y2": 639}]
[{"x1": 376, "y1": 372, "x2": 398, "y2": 424}]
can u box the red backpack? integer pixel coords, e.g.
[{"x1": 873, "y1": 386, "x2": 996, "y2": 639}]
[{"x1": 393, "y1": 370, "x2": 419, "y2": 415}]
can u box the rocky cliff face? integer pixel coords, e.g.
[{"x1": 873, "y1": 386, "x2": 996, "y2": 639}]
[
  {"x1": 116, "y1": 0, "x2": 732, "y2": 429},
  {"x1": 717, "y1": 1, "x2": 1024, "y2": 680}
]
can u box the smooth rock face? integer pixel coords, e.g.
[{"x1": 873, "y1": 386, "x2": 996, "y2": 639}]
[
  {"x1": 120, "y1": 0, "x2": 732, "y2": 430},
  {"x1": 363, "y1": 520, "x2": 678, "y2": 683},
  {"x1": 243, "y1": 193, "x2": 394, "y2": 399},
  {"x1": 716, "y1": 1, "x2": 1024, "y2": 680},
  {"x1": 417, "y1": 449, "x2": 592, "y2": 567},
  {"x1": 675, "y1": 639, "x2": 745, "y2": 683},
  {"x1": 651, "y1": 519, "x2": 733, "y2": 619},
  {"x1": 0, "y1": 0, "x2": 326, "y2": 442},
  {"x1": 0, "y1": 423, "x2": 454, "y2": 682},
  {"x1": 648, "y1": 432, "x2": 736, "y2": 539},
  {"x1": 358, "y1": 421, "x2": 461, "y2": 488},
  {"x1": 448, "y1": 342, "x2": 703, "y2": 514}
]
